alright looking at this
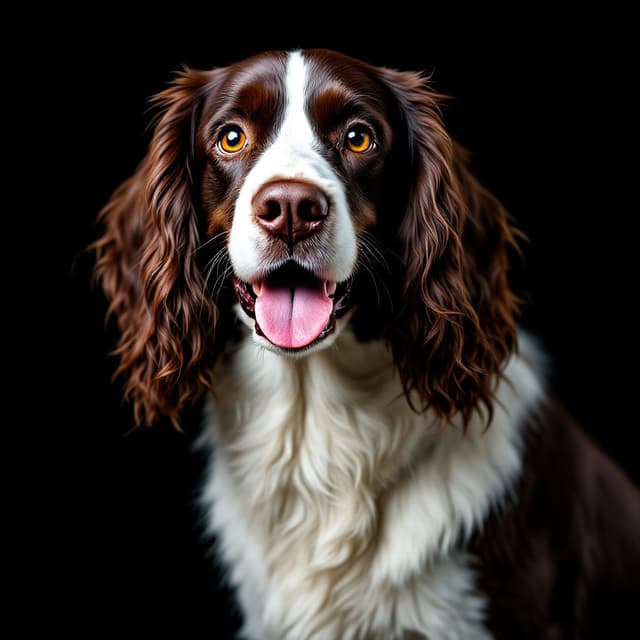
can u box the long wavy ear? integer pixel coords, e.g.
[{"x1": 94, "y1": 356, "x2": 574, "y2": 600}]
[
  {"x1": 380, "y1": 69, "x2": 520, "y2": 424},
  {"x1": 94, "y1": 69, "x2": 218, "y2": 427}
]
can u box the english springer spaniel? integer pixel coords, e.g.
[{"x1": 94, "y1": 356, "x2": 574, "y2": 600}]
[{"x1": 95, "y1": 50, "x2": 640, "y2": 639}]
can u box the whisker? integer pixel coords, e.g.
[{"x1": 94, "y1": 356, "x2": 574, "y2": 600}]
[
  {"x1": 358, "y1": 257, "x2": 383, "y2": 309},
  {"x1": 204, "y1": 249, "x2": 232, "y2": 295},
  {"x1": 199, "y1": 246, "x2": 233, "y2": 317},
  {"x1": 210, "y1": 264, "x2": 234, "y2": 298},
  {"x1": 359, "y1": 231, "x2": 393, "y2": 273},
  {"x1": 194, "y1": 229, "x2": 231, "y2": 254},
  {"x1": 361, "y1": 230, "x2": 402, "y2": 266},
  {"x1": 357, "y1": 236, "x2": 394, "y2": 311},
  {"x1": 202, "y1": 246, "x2": 230, "y2": 275}
]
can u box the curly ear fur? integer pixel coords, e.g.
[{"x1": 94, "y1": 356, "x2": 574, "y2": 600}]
[
  {"x1": 94, "y1": 69, "x2": 217, "y2": 427},
  {"x1": 381, "y1": 69, "x2": 520, "y2": 424}
]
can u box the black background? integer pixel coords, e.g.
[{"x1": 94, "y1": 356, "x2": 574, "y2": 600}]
[{"x1": 48, "y1": 11, "x2": 636, "y2": 636}]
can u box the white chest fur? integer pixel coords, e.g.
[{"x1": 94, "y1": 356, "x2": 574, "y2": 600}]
[{"x1": 201, "y1": 330, "x2": 543, "y2": 640}]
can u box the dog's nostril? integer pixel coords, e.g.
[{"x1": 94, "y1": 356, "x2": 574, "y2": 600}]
[
  {"x1": 263, "y1": 200, "x2": 281, "y2": 222},
  {"x1": 298, "y1": 199, "x2": 318, "y2": 221}
]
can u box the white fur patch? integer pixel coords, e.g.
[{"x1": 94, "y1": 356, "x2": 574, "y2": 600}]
[
  {"x1": 228, "y1": 51, "x2": 357, "y2": 285},
  {"x1": 200, "y1": 331, "x2": 544, "y2": 639}
]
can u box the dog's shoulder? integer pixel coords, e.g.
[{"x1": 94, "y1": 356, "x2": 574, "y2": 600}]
[{"x1": 473, "y1": 397, "x2": 640, "y2": 638}]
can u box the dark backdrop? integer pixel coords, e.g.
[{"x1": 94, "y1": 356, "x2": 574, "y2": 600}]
[{"x1": 52, "y1": 13, "x2": 635, "y2": 636}]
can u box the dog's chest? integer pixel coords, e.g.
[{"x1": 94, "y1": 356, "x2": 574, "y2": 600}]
[{"x1": 201, "y1": 331, "x2": 539, "y2": 639}]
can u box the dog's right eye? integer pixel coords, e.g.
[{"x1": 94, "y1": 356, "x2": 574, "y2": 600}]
[
  {"x1": 344, "y1": 125, "x2": 375, "y2": 154},
  {"x1": 218, "y1": 126, "x2": 248, "y2": 154}
]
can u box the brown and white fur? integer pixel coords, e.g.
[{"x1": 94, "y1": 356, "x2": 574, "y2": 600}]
[{"x1": 95, "y1": 50, "x2": 640, "y2": 639}]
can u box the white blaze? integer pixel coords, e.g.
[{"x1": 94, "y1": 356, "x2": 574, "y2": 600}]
[{"x1": 228, "y1": 51, "x2": 357, "y2": 284}]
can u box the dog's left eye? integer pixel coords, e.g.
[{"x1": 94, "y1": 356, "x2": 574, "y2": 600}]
[
  {"x1": 218, "y1": 126, "x2": 248, "y2": 154},
  {"x1": 345, "y1": 126, "x2": 375, "y2": 153}
]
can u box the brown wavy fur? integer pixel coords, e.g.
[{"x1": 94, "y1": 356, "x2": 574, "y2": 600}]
[
  {"x1": 94, "y1": 69, "x2": 218, "y2": 426},
  {"x1": 381, "y1": 69, "x2": 520, "y2": 424}
]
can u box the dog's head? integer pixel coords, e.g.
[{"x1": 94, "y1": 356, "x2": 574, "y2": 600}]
[{"x1": 95, "y1": 49, "x2": 519, "y2": 426}]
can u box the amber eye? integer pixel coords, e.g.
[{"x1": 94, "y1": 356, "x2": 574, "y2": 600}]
[
  {"x1": 218, "y1": 126, "x2": 247, "y2": 154},
  {"x1": 345, "y1": 126, "x2": 374, "y2": 153}
]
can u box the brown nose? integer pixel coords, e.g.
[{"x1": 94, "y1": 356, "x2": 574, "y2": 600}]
[{"x1": 253, "y1": 180, "x2": 329, "y2": 246}]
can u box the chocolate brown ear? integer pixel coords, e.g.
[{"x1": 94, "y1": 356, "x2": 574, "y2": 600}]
[
  {"x1": 94, "y1": 69, "x2": 220, "y2": 427},
  {"x1": 380, "y1": 68, "x2": 520, "y2": 424}
]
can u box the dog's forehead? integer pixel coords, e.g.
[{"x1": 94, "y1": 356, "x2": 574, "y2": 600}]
[
  {"x1": 202, "y1": 50, "x2": 388, "y2": 121},
  {"x1": 304, "y1": 49, "x2": 386, "y2": 91},
  {"x1": 225, "y1": 50, "x2": 289, "y2": 89}
]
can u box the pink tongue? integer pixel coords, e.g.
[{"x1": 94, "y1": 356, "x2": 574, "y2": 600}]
[{"x1": 254, "y1": 281, "x2": 333, "y2": 349}]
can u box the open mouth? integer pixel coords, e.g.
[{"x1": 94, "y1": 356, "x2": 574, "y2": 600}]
[{"x1": 233, "y1": 262, "x2": 352, "y2": 352}]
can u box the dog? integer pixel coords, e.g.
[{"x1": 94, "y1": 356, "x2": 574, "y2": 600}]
[{"x1": 95, "y1": 49, "x2": 640, "y2": 639}]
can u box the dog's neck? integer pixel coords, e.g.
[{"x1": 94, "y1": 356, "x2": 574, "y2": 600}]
[
  {"x1": 207, "y1": 327, "x2": 542, "y2": 555},
  {"x1": 202, "y1": 328, "x2": 543, "y2": 638}
]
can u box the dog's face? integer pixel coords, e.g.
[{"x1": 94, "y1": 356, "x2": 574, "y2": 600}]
[
  {"x1": 96, "y1": 49, "x2": 518, "y2": 426},
  {"x1": 198, "y1": 50, "x2": 400, "y2": 353}
]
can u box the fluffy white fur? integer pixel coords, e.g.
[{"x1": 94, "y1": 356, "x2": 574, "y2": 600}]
[
  {"x1": 201, "y1": 330, "x2": 544, "y2": 640},
  {"x1": 228, "y1": 51, "x2": 357, "y2": 285}
]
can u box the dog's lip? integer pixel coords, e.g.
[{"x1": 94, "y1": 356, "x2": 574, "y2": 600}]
[
  {"x1": 232, "y1": 267, "x2": 352, "y2": 350},
  {"x1": 233, "y1": 277, "x2": 257, "y2": 313},
  {"x1": 251, "y1": 280, "x2": 337, "y2": 299}
]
